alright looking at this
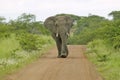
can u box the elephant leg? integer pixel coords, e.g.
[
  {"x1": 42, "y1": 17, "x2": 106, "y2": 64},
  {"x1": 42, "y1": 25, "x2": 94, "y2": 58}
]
[
  {"x1": 52, "y1": 33, "x2": 62, "y2": 58},
  {"x1": 61, "y1": 45, "x2": 68, "y2": 58},
  {"x1": 60, "y1": 33, "x2": 68, "y2": 58},
  {"x1": 56, "y1": 36, "x2": 62, "y2": 58},
  {"x1": 65, "y1": 45, "x2": 69, "y2": 57}
]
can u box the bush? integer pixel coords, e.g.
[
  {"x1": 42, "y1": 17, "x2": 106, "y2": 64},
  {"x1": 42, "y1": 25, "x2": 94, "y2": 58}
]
[
  {"x1": 17, "y1": 33, "x2": 53, "y2": 51},
  {"x1": 69, "y1": 28, "x2": 96, "y2": 44},
  {"x1": 87, "y1": 39, "x2": 112, "y2": 61},
  {"x1": 112, "y1": 36, "x2": 120, "y2": 49},
  {"x1": 0, "y1": 24, "x2": 12, "y2": 39},
  {"x1": 86, "y1": 39, "x2": 120, "y2": 80}
]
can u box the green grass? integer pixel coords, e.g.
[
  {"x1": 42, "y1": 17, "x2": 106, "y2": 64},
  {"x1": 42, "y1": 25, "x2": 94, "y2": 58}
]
[
  {"x1": 98, "y1": 52, "x2": 120, "y2": 80},
  {"x1": 86, "y1": 39, "x2": 120, "y2": 80},
  {"x1": 0, "y1": 35, "x2": 20, "y2": 58},
  {"x1": 0, "y1": 34, "x2": 55, "y2": 80}
]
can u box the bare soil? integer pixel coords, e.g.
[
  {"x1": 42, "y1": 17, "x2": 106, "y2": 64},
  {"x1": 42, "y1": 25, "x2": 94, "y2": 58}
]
[{"x1": 6, "y1": 45, "x2": 103, "y2": 80}]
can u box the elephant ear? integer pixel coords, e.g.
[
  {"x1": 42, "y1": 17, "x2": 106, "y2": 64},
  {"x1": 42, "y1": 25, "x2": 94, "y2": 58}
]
[{"x1": 44, "y1": 16, "x2": 56, "y2": 32}]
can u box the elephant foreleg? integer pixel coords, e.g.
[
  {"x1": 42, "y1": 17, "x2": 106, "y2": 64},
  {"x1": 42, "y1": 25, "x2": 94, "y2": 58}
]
[
  {"x1": 52, "y1": 33, "x2": 62, "y2": 57},
  {"x1": 65, "y1": 45, "x2": 69, "y2": 56},
  {"x1": 60, "y1": 33, "x2": 68, "y2": 58}
]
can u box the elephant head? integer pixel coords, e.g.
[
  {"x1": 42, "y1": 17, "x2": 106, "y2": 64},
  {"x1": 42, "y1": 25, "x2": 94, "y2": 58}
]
[{"x1": 44, "y1": 15, "x2": 74, "y2": 58}]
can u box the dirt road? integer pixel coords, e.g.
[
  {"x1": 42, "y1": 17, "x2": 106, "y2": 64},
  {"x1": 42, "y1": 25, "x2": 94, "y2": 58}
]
[{"x1": 6, "y1": 45, "x2": 103, "y2": 80}]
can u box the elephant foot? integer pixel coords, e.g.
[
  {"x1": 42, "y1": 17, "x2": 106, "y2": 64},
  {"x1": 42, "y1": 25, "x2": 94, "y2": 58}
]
[
  {"x1": 57, "y1": 52, "x2": 68, "y2": 58},
  {"x1": 57, "y1": 54, "x2": 67, "y2": 58},
  {"x1": 60, "y1": 53, "x2": 68, "y2": 58},
  {"x1": 60, "y1": 55, "x2": 67, "y2": 58}
]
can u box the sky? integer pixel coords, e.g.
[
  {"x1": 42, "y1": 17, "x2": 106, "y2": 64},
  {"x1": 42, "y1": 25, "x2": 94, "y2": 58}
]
[{"x1": 0, "y1": 0, "x2": 120, "y2": 21}]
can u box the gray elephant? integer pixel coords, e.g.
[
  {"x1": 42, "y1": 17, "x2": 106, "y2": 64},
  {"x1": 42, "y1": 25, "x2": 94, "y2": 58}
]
[{"x1": 44, "y1": 15, "x2": 74, "y2": 58}]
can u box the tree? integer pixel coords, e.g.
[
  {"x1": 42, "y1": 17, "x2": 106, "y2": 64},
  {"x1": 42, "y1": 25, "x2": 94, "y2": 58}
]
[
  {"x1": 8, "y1": 13, "x2": 49, "y2": 35},
  {"x1": 9, "y1": 13, "x2": 36, "y2": 32},
  {"x1": 109, "y1": 11, "x2": 120, "y2": 20},
  {"x1": 0, "y1": 16, "x2": 6, "y2": 23},
  {"x1": 75, "y1": 15, "x2": 106, "y2": 34},
  {"x1": 17, "y1": 13, "x2": 36, "y2": 23}
]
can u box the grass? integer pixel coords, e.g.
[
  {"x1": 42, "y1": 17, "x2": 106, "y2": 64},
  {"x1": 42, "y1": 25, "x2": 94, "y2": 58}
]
[
  {"x1": 0, "y1": 34, "x2": 55, "y2": 80},
  {"x1": 98, "y1": 51, "x2": 120, "y2": 80},
  {"x1": 86, "y1": 39, "x2": 120, "y2": 80},
  {"x1": 0, "y1": 34, "x2": 20, "y2": 58}
]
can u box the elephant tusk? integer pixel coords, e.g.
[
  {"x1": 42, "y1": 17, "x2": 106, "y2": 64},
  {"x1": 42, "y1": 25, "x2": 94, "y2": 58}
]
[
  {"x1": 56, "y1": 33, "x2": 59, "y2": 37},
  {"x1": 67, "y1": 33, "x2": 70, "y2": 37}
]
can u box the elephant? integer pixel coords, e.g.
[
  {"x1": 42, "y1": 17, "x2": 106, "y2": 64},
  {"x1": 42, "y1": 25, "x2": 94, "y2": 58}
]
[{"x1": 44, "y1": 15, "x2": 74, "y2": 58}]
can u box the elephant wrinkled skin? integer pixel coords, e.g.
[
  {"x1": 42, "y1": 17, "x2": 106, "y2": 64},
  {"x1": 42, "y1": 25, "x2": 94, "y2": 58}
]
[{"x1": 44, "y1": 15, "x2": 74, "y2": 58}]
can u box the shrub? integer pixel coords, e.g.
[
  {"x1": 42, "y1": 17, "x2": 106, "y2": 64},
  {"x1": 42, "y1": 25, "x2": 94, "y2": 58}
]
[
  {"x1": 112, "y1": 36, "x2": 120, "y2": 49},
  {"x1": 17, "y1": 33, "x2": 53, "y2": 51},
  {"x1": 87, "y1": 39, "x2": 112, "y2": 61}
]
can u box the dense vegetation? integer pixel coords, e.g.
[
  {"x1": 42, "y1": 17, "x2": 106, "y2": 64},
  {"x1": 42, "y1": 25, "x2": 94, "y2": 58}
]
[
  {"x1": 0, "y1": 11, "x2": 120, "y2": 80},
  {"x1": 0, "y1": 13, "x2": 54, "y2": 79},
  {"x1": 69, "y1": 11, "x2": 120, "y2": 80}
]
